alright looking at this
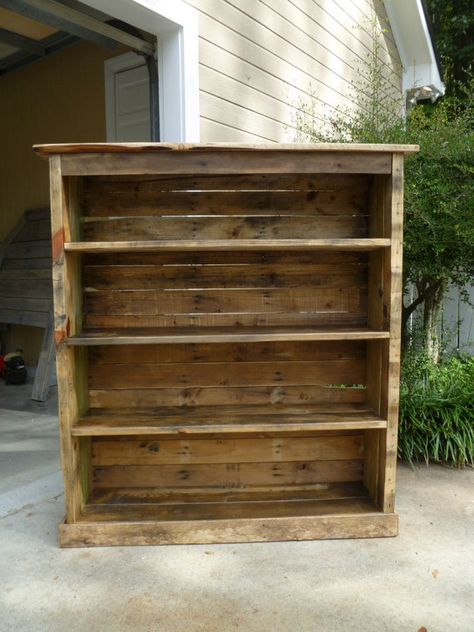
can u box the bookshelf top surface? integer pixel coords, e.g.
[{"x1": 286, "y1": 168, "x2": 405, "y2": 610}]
[{"x1": 34, "y1": 142, "x2": 419, "y2": 157}]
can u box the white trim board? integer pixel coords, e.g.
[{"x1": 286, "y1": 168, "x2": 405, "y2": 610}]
[{"x1": 80, "y1": 0, "x2": 200, "y2": 141}]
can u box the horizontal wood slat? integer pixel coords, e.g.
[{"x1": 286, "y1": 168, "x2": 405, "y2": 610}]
[
  {"x1": 2, "y1": 257, "x2": 52, "y2": 270},
  {"x1": 4, "y1": 240, "x2": 51, "y2": 259},
  {"x1": 92, "y1": 459, "x2": 363, "y2": 489},
  {"x1": 83, "y1": 313, "x2": 368, "y2": 330},
  {"x1": 84, "y1": 265, "x2": 366, "y2": 291},
  {"x1": 0, "y1": 309, "x2": 50, "y2": 327},
  {"x1": 88, "y1": 340, "x2": 366, "y2": 364},
  {"x1": 88, "y1": 384, "x2": 367, "y2": 409},
  {"x1": 58, "y1": 151, "x2": 393, "y2": 176},
  {"x1": 11, "y1": 219, "x2": 51, "y2": 242},
  {"x1": 84, "y1": 287, "x2": 366, "y2": 316},
  {"x1": 0, "y1": 269, "x2": 52, "y2": 280},
  {"x1": 82, "y1": 173, "x2": 373, "y2": 193},
  {"x1": 83, "y1": 188, "x2": 368, "y2": 217},
  {"x1": 91, "y1": 434, "x2": 364, "y2": 465},
  {"x1": 1, "y1": 296, "x2": 51, "y2": 312},
  {"x1": 82, "y1": 215, "x2": 368, "y2": 241},
  {"x1": 0, "y1": 279, "x2": 52, "y2": 298},
  {"x1": 88, "y1": 358, "x2": 365, "y2": 389},
  {"x1": 83, "y1": 250, "x2": 368, "y2": 266},
  {"x1": 88, "y1": 481, "x2": 367, "y2": 504}
]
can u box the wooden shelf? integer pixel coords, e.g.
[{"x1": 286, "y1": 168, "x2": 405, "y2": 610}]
[
  {"x1": 66, "y1": 327, "x2": 390, "y2": 346},
  {"x1": 88, "y1": 481, "x2": 369, "y2": 506},
  {"x1": 64, "y1": 238, "x2": 391, "y2": 253},
  {"x1": 72, "y1": 405, "x2": 387, "y2": 436},
  {"x1": 81, "y1": 484, "x2": 375, "y2": 522}
]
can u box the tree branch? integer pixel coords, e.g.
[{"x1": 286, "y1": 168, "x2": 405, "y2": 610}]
[{"x1": 403, "y1": 279, "x2": 443, "y2": 319}]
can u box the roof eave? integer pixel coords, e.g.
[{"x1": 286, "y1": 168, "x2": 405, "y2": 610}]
[{"x1": 383, "y1": 0, "x2": 445, "y2": 100}]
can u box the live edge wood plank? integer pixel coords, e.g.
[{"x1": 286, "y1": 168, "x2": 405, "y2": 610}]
[
  {"x1": 65, "y1": 327, "x2": 390, "y2": 346},
  {"x1": 59, "y1": 512, "x2": 399, "y2": 547},
  {"x1": 64, "y1": 239, "x2": 391, "y2": 253},
  {"x1": 34, "y1": 142, "x2": 419, "y2": 155}
]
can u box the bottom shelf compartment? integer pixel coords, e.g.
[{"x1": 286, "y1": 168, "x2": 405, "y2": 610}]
[
  {"x1": 61, "y1": 482, "x2": 397, "y2": 547},
  {"x1": 83, "y1": 481, "x2": 374, "y2": 522},
  {"x1": 60, "y1": 428, "x2": 395, "y2": 546}
]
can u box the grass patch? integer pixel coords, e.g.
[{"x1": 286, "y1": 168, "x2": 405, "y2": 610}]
[{"x1": 398, "y1": 352, "x2": 474, "y2": 466}]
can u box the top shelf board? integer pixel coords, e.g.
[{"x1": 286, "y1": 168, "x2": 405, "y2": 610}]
[{"x1": 33, "y1": 142, "x2": 420, "y2": 156}]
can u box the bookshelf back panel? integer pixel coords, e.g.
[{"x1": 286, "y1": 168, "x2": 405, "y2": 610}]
[
  {"x1": 80, "y1": 173, "x2": 371, "y2": 242},
  {"x1": 89, "y1": 432, "x2": 365, "y2": 495},
  {"x1": 87, "y1": 340, "x2": 367, "y2": 410},
  {"x1": 82, "y1": 251, "x2": 369, "y2": 330}
]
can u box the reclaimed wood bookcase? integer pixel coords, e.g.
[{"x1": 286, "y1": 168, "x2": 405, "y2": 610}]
[{"x1": 35, "y1": 142, "x2": 417, "y2": 547}]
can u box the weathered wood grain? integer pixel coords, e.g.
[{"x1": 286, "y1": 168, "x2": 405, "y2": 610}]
[
  {"x1": 379, "y1": 154, "x2": 405, "y2": 512},
  {"x1": 88, "y1": 383, "x2": 367, "y2": 409},
  {"x1": 84, "y1": 264, "x2": 366, "y2": 291},
  {"x1": 73, "y1": 406, "x2": 386, "y2": 436},
  {"x1": 65, "y1": 239, "x2": 391, "y2": 253},
  {"x1": 88, "y1": 480, "x2": 367, "y2": 504},
  {"x1": 88, "y1": 340, "x2": 366, "y2": 364},
  {"x1": 88, "y1": 358, "x2": 365, "y2": 389},
  {"x1": 92, "y1": 459, "x2": 363, "y2": 488},
  {"x1": 49, "y1": 158, "x2": 88, "y2": 523},
  {"x1": 67, "y1": 327, "x2": 389, "y2": 346},
  {"x1": 34, "y1": 141, "x2": 419, "y2": 155},
  {"x1": 91, "y1": 434, "x2": 364, "y2": 465},
  {"x1": 82, "y1": 173, "x2": 373, "y2": 193},
  {"x1": 83, "y1": 187, "x2": 368, "y2": 217},
  {"x1": 83, "y1": 286, "x2": 365, "y2": 316},
  {"x1": 59, "y1": 512, "x2": 398, "y2": 547}
]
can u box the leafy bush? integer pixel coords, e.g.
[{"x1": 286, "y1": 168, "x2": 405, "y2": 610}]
[{"x1": 398, "y1": 352, "x2": 474, "y2": 466}]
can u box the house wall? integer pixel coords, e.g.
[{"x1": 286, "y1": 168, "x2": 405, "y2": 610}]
[
  {"x1": 0, "y1": 41, "x2": 119, "y2": 365},
  {"x1": 185, "y1": 0, "x2": 403, "y2": 141},
  {"x1": 0, "y1": 0, "x2": 404, "y2": 368}
]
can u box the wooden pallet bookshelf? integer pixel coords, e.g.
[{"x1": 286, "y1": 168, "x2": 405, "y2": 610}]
[{"x1": 36, "y1": 142, "x2": 417, "y2": 547}]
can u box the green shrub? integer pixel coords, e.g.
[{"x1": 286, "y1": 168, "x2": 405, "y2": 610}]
[{"x1": 398, "y1": 352, "x2": 474, "y2": 466}]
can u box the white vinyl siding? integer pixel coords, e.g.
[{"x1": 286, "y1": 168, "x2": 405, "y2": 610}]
[{"x1": 185, "y1": 0, "x2": 403, "y2": 142}]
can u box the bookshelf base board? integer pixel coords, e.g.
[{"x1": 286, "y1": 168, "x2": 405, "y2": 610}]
[{"x1": 59, "y1": 511, "x2": 398, "y2": 547}]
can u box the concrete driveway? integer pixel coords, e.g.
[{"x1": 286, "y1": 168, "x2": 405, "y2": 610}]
[{"x1": 1, "y1": 381, "x2": 473, "y2": 632}]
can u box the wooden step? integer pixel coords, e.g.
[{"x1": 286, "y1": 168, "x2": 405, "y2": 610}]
[
  {"x1": 64, "y1": 238, "x2": 391, "y2": 253},
  {"x1": 72, "y1": 405, "x2": 387, "y2": 436},
  {"x1": 65, "y1": 326, "x2": 390, "y2": 346}
]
